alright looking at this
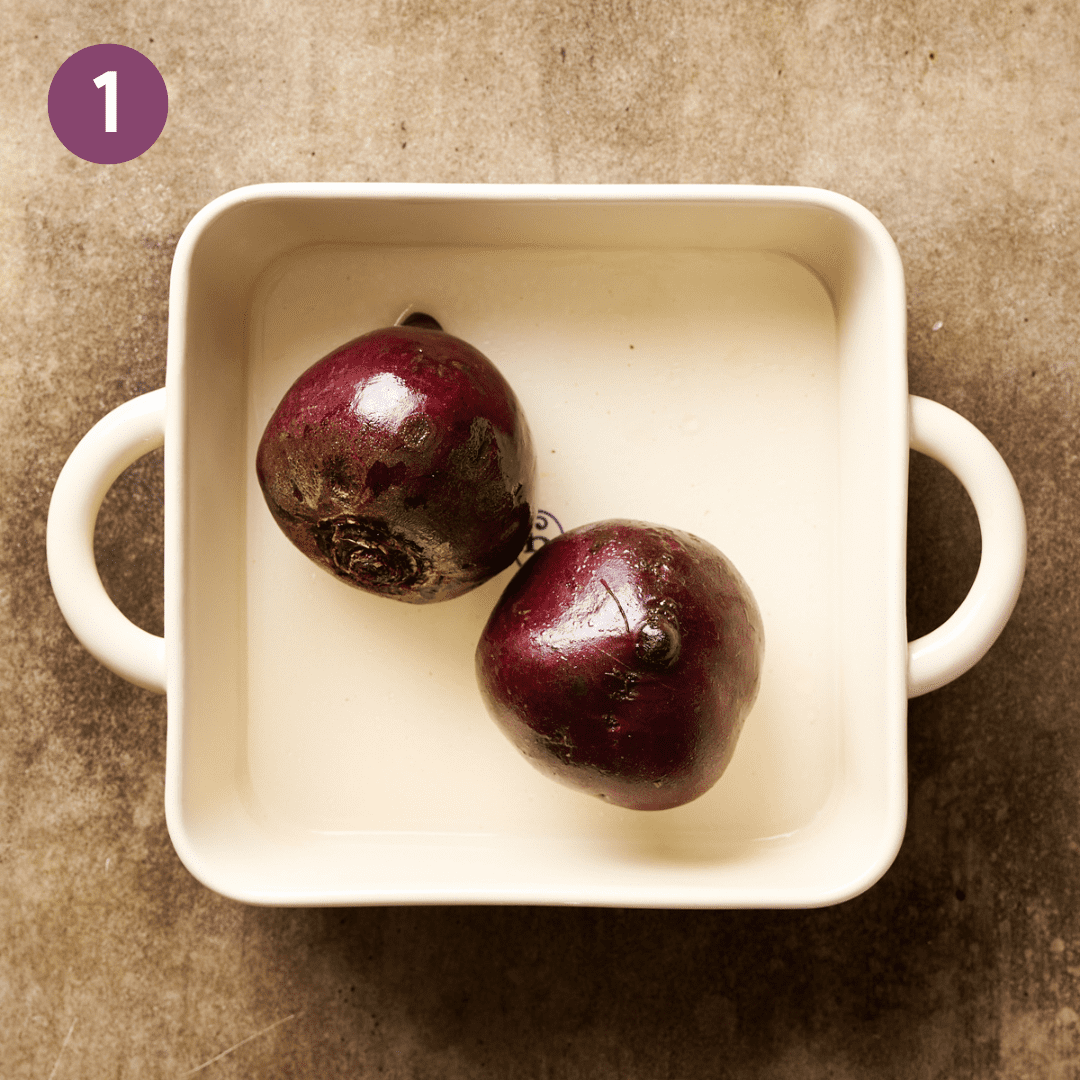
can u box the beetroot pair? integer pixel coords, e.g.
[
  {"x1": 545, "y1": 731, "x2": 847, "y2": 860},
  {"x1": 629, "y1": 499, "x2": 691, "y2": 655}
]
[{"x1": 256, "y1": 317, "x2": 763, "y2": 811}]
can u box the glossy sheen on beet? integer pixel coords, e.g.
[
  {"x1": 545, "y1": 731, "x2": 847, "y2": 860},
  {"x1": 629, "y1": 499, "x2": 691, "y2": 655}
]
[
  {"x1": 475, "y1": 520, "x2": 764, "y2": 810},
  {"x1": 256, "y1": 324, "x2": 535, "y2": 603}
]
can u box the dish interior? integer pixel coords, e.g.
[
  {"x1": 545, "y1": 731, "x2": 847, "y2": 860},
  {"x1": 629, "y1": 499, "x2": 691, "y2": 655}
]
[{"x1": 171, "y1": 189, "x2": 907, "y2": 906}]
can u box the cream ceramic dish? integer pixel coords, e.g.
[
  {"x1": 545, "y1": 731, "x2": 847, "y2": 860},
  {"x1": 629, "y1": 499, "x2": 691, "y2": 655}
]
[{"x1": 47, "y1": 184, "x2": 1026, "y2": 908}]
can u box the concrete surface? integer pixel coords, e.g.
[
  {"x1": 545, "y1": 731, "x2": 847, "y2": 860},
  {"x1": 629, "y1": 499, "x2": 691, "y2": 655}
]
[{"x1": 2, "y1": 1, "x2": 1079, "y2": 1076}]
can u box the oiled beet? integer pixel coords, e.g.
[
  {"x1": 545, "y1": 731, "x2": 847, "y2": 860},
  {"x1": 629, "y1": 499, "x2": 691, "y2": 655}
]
[
  {"x1": 257, "y1": 320, "x2": 535, "y2": 603},
  {"x1": 475, "y1": 520, "x2": 764, "y2": 810}
]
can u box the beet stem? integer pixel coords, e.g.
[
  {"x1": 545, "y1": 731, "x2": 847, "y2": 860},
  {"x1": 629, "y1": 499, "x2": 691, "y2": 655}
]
[{"x1": 398, "y1": 310, "x2": 443, "y2": 331}]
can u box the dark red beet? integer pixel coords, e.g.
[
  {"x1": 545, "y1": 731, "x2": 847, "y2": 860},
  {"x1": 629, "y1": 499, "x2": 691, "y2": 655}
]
[
  {"x1": 256, "y1": 318, "x2": 535, "y2": 603},
  {"x1": 475, "y1": 520, "x2": 764, "y2": 810}
]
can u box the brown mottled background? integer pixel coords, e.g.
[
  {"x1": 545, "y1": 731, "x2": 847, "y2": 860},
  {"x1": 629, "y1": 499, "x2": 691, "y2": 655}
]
[{"x1": 2, "y1": 1, "x2": 1078, "y2": 1077}]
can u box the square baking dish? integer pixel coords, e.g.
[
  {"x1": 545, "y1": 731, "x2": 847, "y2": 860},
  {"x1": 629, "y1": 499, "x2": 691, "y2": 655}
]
[{"x1": 47, "y1": 184, "x2": 1025, "y2": 907}]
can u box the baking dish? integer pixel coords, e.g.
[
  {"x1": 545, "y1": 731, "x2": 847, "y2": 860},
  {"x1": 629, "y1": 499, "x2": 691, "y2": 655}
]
[{"x1": 46, "y1": 184, "x2": 1026, "y2": 908}]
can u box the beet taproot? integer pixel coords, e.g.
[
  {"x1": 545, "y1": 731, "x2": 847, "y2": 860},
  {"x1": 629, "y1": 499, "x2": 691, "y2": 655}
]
[
  {"x1": 475, "y1": 520, "x2": 764, "y2": 810},
  {"x1": 256, "y1": 316, "x2": 535, "y2": 603}
]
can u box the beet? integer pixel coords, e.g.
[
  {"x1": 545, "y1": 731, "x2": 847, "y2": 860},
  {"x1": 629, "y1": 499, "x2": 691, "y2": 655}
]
[
  {"x1": 475, "y1": 520, "x2": 764, "y2": 810},
  {"x1": 256, "y1": 316, "x2": 535, "y2": 603}
]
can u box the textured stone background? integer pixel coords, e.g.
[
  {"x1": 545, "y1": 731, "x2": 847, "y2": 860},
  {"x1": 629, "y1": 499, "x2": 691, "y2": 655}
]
[{"x1": 2, "y1": 1, "x2": 1079, "y2": 1077}]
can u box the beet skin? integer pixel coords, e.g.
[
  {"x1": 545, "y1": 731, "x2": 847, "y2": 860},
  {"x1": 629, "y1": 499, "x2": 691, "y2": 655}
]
[
  {"x1": 257, "y1": 323, "x2": 535, "y2": 603},
  {"x1": 475, "y1": 520, "x2": 764, "y2": 810}
]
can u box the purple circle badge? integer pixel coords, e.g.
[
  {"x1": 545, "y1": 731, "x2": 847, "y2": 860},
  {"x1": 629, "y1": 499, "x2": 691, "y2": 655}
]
[{"x1": 48, "y1": 45, "x2": 168, "y2": 165}]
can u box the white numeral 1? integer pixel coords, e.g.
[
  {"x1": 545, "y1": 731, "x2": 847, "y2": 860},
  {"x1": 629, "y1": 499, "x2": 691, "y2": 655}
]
[{"x1": 93, "y1": 70, "x2": 117, "y2": 132}]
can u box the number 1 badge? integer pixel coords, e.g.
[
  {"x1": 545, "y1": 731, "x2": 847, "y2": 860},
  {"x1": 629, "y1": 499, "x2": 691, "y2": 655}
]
[{"x1": 49, "y1": 44, "x2": 168, "y2": 165}]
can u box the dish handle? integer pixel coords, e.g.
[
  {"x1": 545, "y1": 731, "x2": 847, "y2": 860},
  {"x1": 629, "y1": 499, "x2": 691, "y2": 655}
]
[
  {"x1": 47, "y1": 389, "x2": 167, "y2": 695},
  {"x1": 907, "y1": 395, "x2": 1026, "y2": 698}
]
